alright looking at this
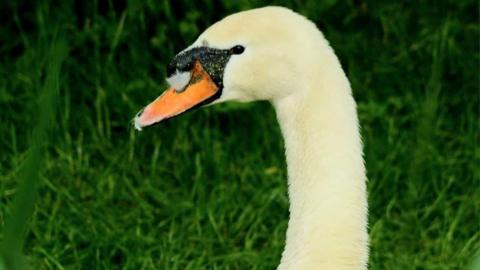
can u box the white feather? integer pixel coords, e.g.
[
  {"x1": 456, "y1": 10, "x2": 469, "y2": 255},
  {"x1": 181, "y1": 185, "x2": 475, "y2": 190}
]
[{"x1": 166, "y1": 71, "x2": 191, "y2": 92}]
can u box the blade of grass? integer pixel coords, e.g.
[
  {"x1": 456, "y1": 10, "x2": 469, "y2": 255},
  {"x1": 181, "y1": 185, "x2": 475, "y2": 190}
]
[
  {"x1": 107, "y1": 11, "x2": 127, "y2": 65},
  {"x1": 0, "y1": 40, "x2": 68, "y2": 270}
]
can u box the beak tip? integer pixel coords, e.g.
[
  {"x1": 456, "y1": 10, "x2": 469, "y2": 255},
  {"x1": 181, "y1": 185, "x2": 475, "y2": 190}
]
[
  {"x1": 133, "y1": 109, "x2": 145, "y2": 131},
  {"x1": 133, "y1": 118, "x2": 143, "y2": 131}
]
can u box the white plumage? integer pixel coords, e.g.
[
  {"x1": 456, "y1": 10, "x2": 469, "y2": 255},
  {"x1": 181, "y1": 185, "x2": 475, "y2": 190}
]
[
  {"x1": 166, "y1": 70, "x2": 191, "y2": 92},
  {"x1": 192, "y1": 7, "x2": 369, "y2": 269}
]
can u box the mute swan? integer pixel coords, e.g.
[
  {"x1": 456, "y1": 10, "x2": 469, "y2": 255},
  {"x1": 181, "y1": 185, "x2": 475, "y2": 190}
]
[{"x1": 134, "y1": 6, "x2": 368, "y2": 270}]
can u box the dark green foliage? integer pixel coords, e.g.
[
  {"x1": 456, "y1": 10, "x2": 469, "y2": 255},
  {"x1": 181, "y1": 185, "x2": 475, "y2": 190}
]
[{"x1": 0, "y1": 1, "x2": 478, "y2": 269}]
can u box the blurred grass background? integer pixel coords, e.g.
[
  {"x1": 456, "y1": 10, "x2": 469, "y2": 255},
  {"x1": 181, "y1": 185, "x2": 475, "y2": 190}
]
[{"x1": 0, "y1": 0, "x2": 478, "y2": 269}]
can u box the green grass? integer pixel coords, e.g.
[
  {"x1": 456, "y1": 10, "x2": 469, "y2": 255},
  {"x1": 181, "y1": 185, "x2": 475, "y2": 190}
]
[{"x1": 0, "y1": 1, "x2": 478, "y2": 269}]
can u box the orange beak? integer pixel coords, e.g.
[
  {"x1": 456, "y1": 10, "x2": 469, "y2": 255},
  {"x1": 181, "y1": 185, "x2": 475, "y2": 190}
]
[{"x1": 134, "y1": 61, "x2": 219, "y2": 130}]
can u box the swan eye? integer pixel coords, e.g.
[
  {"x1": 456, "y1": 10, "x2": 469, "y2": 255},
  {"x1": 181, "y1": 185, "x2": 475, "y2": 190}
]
[{"x1": 230, "y1": 45, "x2": 245, "y2": 55}]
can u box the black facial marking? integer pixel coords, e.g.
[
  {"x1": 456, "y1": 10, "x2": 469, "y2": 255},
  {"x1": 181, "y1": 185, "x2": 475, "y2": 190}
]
[
  {"x1": 165, "y1": 45, "x2": 245, "y2": 108},
  {"x1": 167, "y1": 47, "x2": 232, "y2": 89},
  {"x1": 166, "y1": 62, "x2": 176, "y2": 77}
]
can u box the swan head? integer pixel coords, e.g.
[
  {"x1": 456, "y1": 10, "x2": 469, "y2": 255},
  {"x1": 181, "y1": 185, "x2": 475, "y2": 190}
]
[{"x1": 134, "y1": 6, "x2": 326, "y2": 130}]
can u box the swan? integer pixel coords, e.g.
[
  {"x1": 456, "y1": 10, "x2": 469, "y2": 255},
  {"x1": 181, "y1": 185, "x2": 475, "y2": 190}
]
[{"x1": 134, "y1": 6, "x2": 368, "y2": 270}]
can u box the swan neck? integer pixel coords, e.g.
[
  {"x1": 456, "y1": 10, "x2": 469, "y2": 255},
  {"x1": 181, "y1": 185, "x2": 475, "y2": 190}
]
[{"x1": 273, "y1": 72, "x2": 368, "y2": 270}]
